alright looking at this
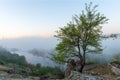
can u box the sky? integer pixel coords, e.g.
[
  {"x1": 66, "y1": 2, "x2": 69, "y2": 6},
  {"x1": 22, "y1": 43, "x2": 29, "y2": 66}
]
[{"x1": 0, "y1": 0, "x2": 120, "y2": 39}]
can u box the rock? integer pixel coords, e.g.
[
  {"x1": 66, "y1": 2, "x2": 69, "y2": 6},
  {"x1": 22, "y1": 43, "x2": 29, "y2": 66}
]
[
  {"x1": 111, "y1": 66, "x2": 120, "y2": 75},
  {"x1": 116, "y1": 77, "x2": 120, "y2": 80},
  {"x1": 39, "y1": 76, "x2": 49, "y2": 80},
  {"x1": 65, "y1": 59, "x2": 76, "y2": 77},
  {"x1": 68, "y1": 71, "x2": 96, "y2": 80},
  {"x1": 68, "y1": 71, "x2": 110, "y2": 80},
  {"x1": 9, "y1": 74, "x2": 23, "y2": 78},
  {"x1": 68, "y1": 71, "x2": 83, "y2": 80},
  {"x1": 50, "y1": 73, "x2": 64, "y2": 79}
]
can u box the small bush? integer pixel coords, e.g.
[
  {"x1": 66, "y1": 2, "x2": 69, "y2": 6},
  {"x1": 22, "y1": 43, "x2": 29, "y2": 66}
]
[
  {"x1": 29, "y1": 65, "x2": 62, "y2": 76},
  {"x1": 0, "y1": 60, "x2": 5, "y2": 65},
  {"x1": 110, "y1": 61, "x2": 120, "y2": 65},
  {"x1": 86, "y1": 61, "x2": 97, "y2": 65}
]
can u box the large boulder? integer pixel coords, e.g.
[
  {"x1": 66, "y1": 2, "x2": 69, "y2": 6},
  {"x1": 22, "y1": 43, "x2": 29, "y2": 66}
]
[{"x1": 65, "y1": 59, "x2": 76, "y2": 77}]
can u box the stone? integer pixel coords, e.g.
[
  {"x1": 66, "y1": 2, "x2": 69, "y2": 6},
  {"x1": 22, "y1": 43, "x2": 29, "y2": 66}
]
[
  {"x1": 116, "y1": 77, "x2": 120, "y2": 80},
  {"x1": 50, "y1": 73, "x2": 64, "y2": 79},
  {"x1": 111, "y1": 66, "x2": 120, "y2": 75},
  {"x1": 68, "y1": 71, "x2": 110, "y2": 80},
  {"x1": 68, "y1": 71, "x2": 84, "y2": 80},
  {"x1": 65, "y1": 59, "x2": 76, "y2": 77}
]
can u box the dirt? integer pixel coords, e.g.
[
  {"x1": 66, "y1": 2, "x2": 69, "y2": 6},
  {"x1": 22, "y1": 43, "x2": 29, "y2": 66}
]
[{"x1": 86, "y1": 65, "x2": 119, "y2": 80}]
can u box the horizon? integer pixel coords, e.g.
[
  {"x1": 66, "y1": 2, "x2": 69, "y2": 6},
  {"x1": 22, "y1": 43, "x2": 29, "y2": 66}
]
[{"x1": 0, "y1": 0, "x2": 120, "y2": 39}]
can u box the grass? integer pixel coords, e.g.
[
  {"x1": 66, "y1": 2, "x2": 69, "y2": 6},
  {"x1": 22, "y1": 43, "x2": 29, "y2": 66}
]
[{"x1": 86, "y1": 65, "x2": 119, "y2": 80}]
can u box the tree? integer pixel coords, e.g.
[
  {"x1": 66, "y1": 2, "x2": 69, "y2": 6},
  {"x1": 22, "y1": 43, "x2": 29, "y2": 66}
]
[{"x1": 54, "y1": 2, "x2": 109, "y2": 73}]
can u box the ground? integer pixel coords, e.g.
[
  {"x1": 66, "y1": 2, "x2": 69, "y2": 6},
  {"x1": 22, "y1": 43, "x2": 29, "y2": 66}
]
[
  {"x1": 0, "y1": 64, "x2": 119, "y2": 80},
  {"x1": 85, "y1": 64, "x2": 119, "y2": 80}
]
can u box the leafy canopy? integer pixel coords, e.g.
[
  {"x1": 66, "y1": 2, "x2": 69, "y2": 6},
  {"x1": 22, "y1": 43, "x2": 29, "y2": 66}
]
[{"x1": 54, "y1": 2, "x2": 108, "y2": 63}]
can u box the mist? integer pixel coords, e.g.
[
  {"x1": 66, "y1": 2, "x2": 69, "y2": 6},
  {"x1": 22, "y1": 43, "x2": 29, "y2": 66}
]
[
  {"x1": 0, "y1": 37, "x2": 120, "y2": 66},
  {"x1": 0, "y1": 37, "x2": 58, "y2": 51},
  {"x1": 0, "y1": 37, "x2": 58, "y2": 66},
  {"x1": 87, "y1": 38, "x2": 120, "y2": 64}
]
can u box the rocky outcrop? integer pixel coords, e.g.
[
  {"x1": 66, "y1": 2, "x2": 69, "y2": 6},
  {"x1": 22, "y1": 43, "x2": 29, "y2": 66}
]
[
  {"x1": 65, "y1": 59, "x2": 76, "y2": 77},
  {"x1": 68, "y1": 71, "x2": 110, "y2": 80},
  {"x1": 109, "y1": 64, "x2": 120, "y2": 75},
  {"x1": 111, "y1": 66, "x2": 120, "y2": 75},
  {"x1": 68, "y1": 71, "x2": 86, "y2": 80}
]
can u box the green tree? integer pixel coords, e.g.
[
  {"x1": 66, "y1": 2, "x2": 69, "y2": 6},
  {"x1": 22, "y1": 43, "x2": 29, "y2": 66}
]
[{"x1": 54, "y1": 3, "x2": 109, "y2": 73}]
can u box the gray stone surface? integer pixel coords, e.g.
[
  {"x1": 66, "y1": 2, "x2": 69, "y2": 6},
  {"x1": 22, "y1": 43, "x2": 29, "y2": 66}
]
[
  {"x1": 68, "y1": 71, "x2": 110, "y2": 80},
  {"x1": 116, "y1": 77, "x2": 120, "y2": 80},
  {"x1": 111, "y1": 66, "x2": 120, "y2": 75}
]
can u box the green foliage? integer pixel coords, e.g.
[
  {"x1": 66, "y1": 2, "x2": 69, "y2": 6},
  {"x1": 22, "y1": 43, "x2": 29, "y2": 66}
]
[
  {"x1": 102, "y1": 34, "x2": 119, "y2": 39},
  {"x1": 36, "y1": 63, "x2": 41, "y2": 68},
  {"x1": 0, "y1": 47, "x2": 27, "y2": 66},
  {"x1": 111, "y1": 53, "x2": 120, "y2": 65},
  {"x1": 112, "y1": 53, "x2": 120, "y2": 62},
  {"x1": 0, "y1": 59, "x2": 5, "y2": 65},
  {"x1": 54, "y1": 2, "x2": 108, "y2": 64},
  {"x1": 111, "y1": 61, "x2": 120, "y2": 65},
  {"x1": 50, "y1": 52, "x2": 67, "y2": 64},
  {"x1": 30, "y1": 65, "x2": 62, "y2": 76},
  {"x1": 86, "y1": 61, "x2": 97, "y2": 65}
]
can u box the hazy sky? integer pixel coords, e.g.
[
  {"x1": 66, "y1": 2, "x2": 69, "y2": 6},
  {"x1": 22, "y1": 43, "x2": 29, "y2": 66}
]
[{"x1": 0, "y1": 0, "x2": 120, "y2": 39}]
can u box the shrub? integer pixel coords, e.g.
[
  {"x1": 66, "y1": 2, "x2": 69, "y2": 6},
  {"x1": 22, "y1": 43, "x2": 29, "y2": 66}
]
[{"x1": 30, "y1": 65, "x2": 62, "y2": 76}]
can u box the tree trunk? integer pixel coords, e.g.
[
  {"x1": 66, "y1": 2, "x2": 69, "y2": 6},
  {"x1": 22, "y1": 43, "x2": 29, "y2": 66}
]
[
  {"x1": 79, "y1": 64, "x2": 84, "y2": 73},
  {"x1": 78, "y1": 56, "x2": 85, "y2": 73},
  {"x1": 78, "y1": 61, "x2": 85, "y2": 73}
]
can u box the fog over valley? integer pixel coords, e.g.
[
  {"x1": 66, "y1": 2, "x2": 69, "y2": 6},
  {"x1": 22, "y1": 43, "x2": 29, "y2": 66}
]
[
  {"x1": 0, "y1": 37, "x2": 120, "y2": 66},
  {"x1": 0, "y1": 37, "x2": 58, "y2": 66}
]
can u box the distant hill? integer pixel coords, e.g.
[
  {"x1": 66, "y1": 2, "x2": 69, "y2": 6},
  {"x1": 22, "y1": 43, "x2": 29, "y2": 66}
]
[
  {"x1": 28, "y1": 49, "x2": 47, "y2": 57},
  {"x1": 0, "y1": 47, "x2": 27, "y2": 66}
]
